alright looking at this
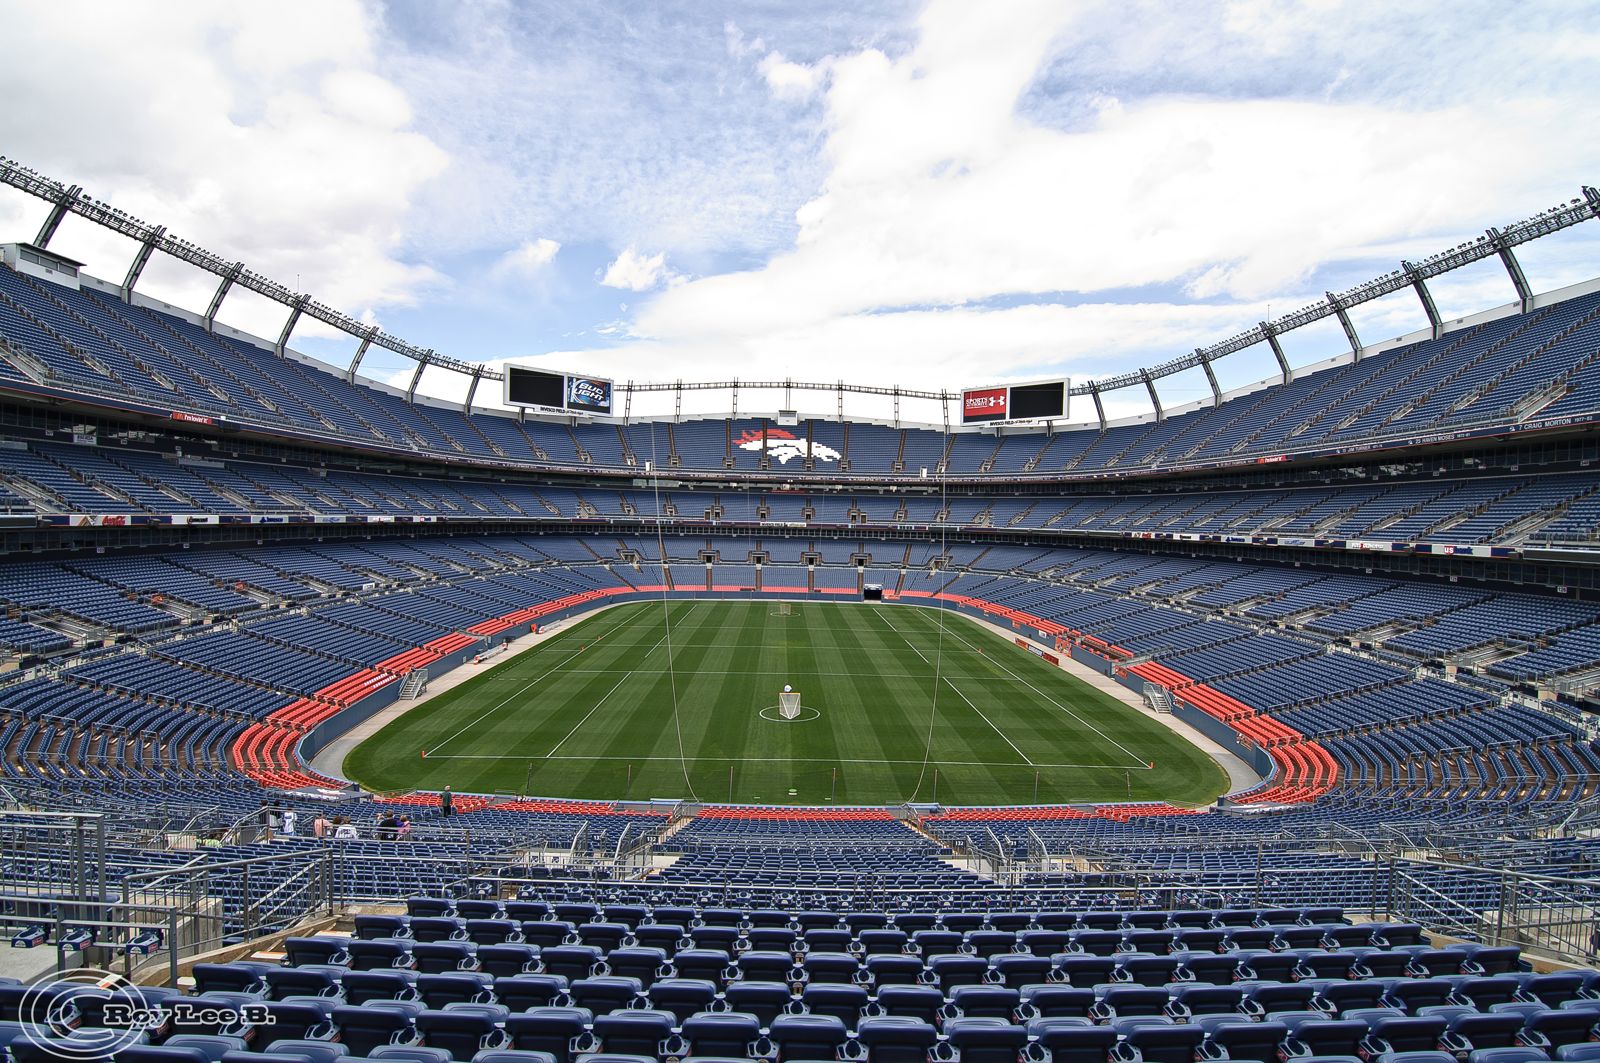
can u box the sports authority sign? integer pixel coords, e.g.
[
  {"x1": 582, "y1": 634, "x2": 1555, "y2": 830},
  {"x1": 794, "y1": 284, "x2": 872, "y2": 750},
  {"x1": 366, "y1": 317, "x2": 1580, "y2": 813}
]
[
  {"x1": 962, "y1": 386, "x2": 1009, "y2": 424},
  {"x1": 735, "y1": 427, "x2": 840, "y2": 464}
]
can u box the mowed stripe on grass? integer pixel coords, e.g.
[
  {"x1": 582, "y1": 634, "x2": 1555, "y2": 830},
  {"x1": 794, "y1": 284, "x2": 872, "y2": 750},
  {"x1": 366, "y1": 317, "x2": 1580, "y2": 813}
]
[{"x1": 342, "y1": 600, "x2": 1227, "y2": 806}]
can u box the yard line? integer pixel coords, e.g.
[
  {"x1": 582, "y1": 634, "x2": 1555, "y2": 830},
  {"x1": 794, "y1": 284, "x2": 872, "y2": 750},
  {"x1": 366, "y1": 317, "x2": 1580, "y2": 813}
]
[
  {"x1": 422, "y1": 753, "x2": 1125, "y2": 769},
  {"x1": 428, "y1": 602, "x2": 690, "y2": 756},
  {"x1": 873, "y1": 606, "x2": 932, "y2": 666},
  {"x1": 426, "y1": 640, "x2": 593, "y2": 756},
  {"x1": 509, "y1": 666, "x2": 1035, "y2": 681},
  {"x1": 544, "y1": 602, "x2": 700, "y2": 758},
  {"x1": 542, "y1": 673, "x2": 635, "y2": 758},
  {"x1": 876, "y1": 603, "x2": 1040, "y2": 770},
  {"x1": 940, "y1": 619, "x2": 1152, "y2": 767},
  {"x1": 942, "y1": 677, "x2": 1035, "y2": 767}
]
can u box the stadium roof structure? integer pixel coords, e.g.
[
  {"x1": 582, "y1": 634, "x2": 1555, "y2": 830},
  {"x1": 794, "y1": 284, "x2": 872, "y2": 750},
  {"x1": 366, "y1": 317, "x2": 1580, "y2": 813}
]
[{"x1": 2, "y1": 154, "x2": 1597, "y2": 428}]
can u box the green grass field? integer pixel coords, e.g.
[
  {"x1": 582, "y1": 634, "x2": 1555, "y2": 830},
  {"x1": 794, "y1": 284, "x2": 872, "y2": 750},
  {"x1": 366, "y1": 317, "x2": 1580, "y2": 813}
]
[{"x1": 343, "y1": 600, "x2": 1227, "y2": 807}]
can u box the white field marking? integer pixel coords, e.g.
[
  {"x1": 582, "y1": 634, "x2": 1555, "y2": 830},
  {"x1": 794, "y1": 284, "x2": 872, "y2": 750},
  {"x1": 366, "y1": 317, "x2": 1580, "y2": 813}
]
[
  {"x1": 940, "y1": 619, "x2": 1153, "y2": 767},
  {"x1": 873, "y1": 607, "x2": 932, "y2": 666},
  {"x1": 426, "y1": 602, "x2": 691, "y2": 756},
  {"x1": 420, "y1": 753, "x2": 1127, "y2": 768},
  {"x1": 500, "y1": 667, "x2": 1035, "y2": 681},
  {"x1": 521, "y1": 638, "x2": 988, "y2": 651},
  {"x1": 426, "y1": 640, "x2": 595, "y2": 756},
  {"x1": 871, "y1": 603, "x2": 1038, "y2": 768},
  {"x1": 542, "y1": 672, "x2": 636, "y2": 758},
  {"x1": 543, "y1": 601, "x2": 704, "y2": 758},
  {"x1": 941, "y1": 677, "x2": 1036, "y2": 767}
]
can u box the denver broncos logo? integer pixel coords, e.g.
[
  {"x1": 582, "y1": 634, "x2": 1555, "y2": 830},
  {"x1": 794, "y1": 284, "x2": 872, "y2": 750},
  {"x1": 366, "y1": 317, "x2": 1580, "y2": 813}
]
[{"x1": 734, "y1": 427, "x2": 840, "y2": 464}]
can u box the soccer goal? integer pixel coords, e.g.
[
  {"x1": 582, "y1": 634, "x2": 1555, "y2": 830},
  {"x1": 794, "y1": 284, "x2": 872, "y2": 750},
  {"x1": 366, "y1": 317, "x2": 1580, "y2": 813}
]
[
  {"x1": 779, "y1": 688, "x2": 803, "y2": 720},
  {"x1": 771, "y1": 601, "x2": 793, "y2": 617}
]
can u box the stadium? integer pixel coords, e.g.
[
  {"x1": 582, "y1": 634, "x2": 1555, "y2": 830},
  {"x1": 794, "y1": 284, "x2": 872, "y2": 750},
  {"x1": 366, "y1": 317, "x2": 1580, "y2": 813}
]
[{"x1": 2, "y1": 6, "x2": 1600, "y2": 1061}]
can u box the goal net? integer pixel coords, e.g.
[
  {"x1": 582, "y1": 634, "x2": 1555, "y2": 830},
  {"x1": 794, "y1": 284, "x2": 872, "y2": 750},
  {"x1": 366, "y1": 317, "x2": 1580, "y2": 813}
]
[
  {"x1": 778, "y1": 689, "x2": 802, "y2": 720},
  {"x1": 773, "y1": 601, "x2": 793, "y2": 616}
]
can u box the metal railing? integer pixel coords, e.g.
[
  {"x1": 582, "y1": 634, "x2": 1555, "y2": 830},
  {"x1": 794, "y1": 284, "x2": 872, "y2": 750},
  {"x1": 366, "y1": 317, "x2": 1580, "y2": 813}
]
[
  {"x1": 1391, "y1": 857, "x2": 1600, "y2": 964},
  {"x1": 0, "y1": 809, "x2": 108, "y2": 901}
]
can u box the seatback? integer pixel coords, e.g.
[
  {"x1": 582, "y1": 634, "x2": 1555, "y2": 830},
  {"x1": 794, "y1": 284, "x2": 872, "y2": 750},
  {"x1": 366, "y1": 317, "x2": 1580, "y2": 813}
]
[
  {"x1": 1371, "y1": 1015, "x2": 1449, "y2": 1054},
  {"x1": 680, "y1": 1011, "x2": 763, "y2": 1058},
  {"x1": 591, "y1": 1009, "x2": 674, "y2": 1057},
  {"x1": 492, "y1": 974, "x2": 568, "y2": 1011},
  {"x1": 649, "y1": 977, "x2": 721, "y2": 1023},
  {"x1": 1125, "y1": 1023, "x2": 1206, "y2": 1063},
  {"x1": 570, "y1": 975, "x2": 644, "y2": 1015},
  {"x1": 341, "y1": 970, "x2": 417, "y2": 1006},
  {"x1": 854, "y1": 1015, "x2": 939, "y2": 1063},
  {"x1": 504, "y1": 1006, "x2": 593, "y2": 1063},
  {"x1": 946, "y1": 985, "x2": 1020, "y2": 1020},
  {"x1": 1030, "y1": 1022, "x2": 1118, "y2": 1063},
  {"x1": 770, "y1": 1013, "x2": 850, "y2": 1063},
  {"x1": 803, "y1": 983, "x2": 871, "y2": 1029},
  {"x1": 1210, "y1": 1019, "x2": 1289, "y2": 1060},
  {"x1": 943, "y1": 1016, "x2": 1029, "y2": 1063},
  {"x1": 330, "y1": 1002, "x2": 418, "y2": 1056}
]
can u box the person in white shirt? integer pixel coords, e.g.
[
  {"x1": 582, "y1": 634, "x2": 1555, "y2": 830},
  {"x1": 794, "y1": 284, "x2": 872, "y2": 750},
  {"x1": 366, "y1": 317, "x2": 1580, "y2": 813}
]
[{"x1": 332, "y1": 816, "x2": 358, "y2": 840}]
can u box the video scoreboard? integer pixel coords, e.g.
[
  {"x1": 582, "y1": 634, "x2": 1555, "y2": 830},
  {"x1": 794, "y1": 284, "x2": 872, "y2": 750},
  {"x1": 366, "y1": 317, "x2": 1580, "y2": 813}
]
[
  {"x1": 504, "y1": 366, "x2": 614, "y2": 416},
  {"x1": 961, "y1": 378, "x2": 1068, "y2": 425}
]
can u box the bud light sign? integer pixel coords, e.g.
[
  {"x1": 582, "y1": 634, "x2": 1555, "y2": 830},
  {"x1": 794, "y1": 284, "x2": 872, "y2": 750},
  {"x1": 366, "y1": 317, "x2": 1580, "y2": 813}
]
[{"x1": 565, "y1": 376, "x2": 613, "y2": 414}]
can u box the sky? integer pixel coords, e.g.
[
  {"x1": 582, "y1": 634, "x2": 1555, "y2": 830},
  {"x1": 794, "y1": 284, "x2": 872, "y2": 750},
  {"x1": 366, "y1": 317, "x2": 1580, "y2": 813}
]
[{"x1": 0, "y1": 0, "x2": 1596, "y2": 424}]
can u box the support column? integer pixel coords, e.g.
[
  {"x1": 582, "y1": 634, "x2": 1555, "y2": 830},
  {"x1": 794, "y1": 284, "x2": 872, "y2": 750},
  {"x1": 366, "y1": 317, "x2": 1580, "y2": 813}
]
[
  {"x1": 1261, "y1": 323, "x2": 1292, "y2": 383},
  {"x1": 1142, "y1": 369, "x2": 1164, "y2": 421},
  {"x1": 1488, "y1": 227, "x2": 1533, "y2": 313},
  {"x1": 1197, "y1": 350, "x2": 1221, "y2": 406},
  {"x1": 347, "y1": 325, "x2": 378, "y2": 381},
  {"x1": 33, "y1": 185, "x2": 81, "y2": 248},
  {"x1": 1328, "y1": 292, "x2": 1362, "y2": 359},
  {"x1": 406, "y1": 352, "x2": 431, "y2": 401},
  {"x1": 120, "y1": 226, "x2": 164, "y2": 302},
  {"x1": 1403, "y1": 260, "x2": 1443, "y2": 340},
  {"x1": 205, "y1": 262, "x2": 243, "y2": 332},
  {"x1": 275, "y1": 295, "x2": 307, "y2": 356},
  {"x1": 463, "y1": 367, "x2": 482, "y2": 413},
  {"x1": 1089, "y1": 382, "x2": 1106, "y2": 430}
]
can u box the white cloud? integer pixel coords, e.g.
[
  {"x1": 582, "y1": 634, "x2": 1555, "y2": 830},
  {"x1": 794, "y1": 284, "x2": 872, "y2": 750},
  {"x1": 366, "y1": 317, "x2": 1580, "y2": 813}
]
[
  {"x1": 0, "y1": 0, "x2": 447, "y2": 343},
  {"x1": 600, "y1": 247, "x2": 669, "y2": 291},
  {"x1": 554, "y1": 0, "x2": 1598, "y2": 410},
  {"x1": 759, "y1": 51, "x2": 827, "y2": 100},
  {"x1": 492, "y1": 237, "x2": 560, "y2": 280},
  {"x1": 8, "y1": 0, "x2": 1596, "y2": 423},
  {"x1": 376, "y1": 0, "x2": 1600, "y2": 420}
]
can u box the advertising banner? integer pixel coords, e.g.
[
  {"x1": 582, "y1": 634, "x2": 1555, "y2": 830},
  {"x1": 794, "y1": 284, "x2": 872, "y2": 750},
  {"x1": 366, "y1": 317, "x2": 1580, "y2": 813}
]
[
  {"x1": 962, "y1": 386, "x2": 1008, "y2": 423},
  {"x1": 566, "y1": 376, "x2": 613, "y2": 413}
]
